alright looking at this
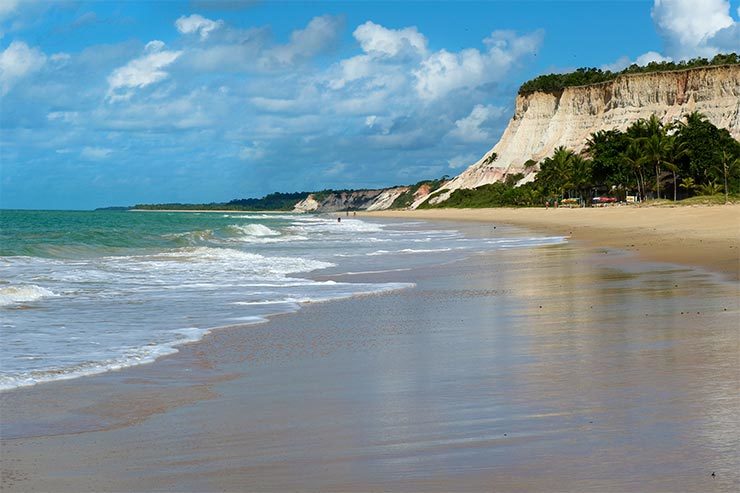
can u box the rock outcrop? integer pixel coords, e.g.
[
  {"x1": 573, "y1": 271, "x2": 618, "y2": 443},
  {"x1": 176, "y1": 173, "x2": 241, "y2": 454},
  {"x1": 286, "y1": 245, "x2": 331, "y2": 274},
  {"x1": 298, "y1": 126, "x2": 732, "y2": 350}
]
[
  {"x1": 293, "y1": 188, "x2": 409, "y2": 213},
  {"x1": 425, "y1": 64, "x2": 740, "y2": 205}
]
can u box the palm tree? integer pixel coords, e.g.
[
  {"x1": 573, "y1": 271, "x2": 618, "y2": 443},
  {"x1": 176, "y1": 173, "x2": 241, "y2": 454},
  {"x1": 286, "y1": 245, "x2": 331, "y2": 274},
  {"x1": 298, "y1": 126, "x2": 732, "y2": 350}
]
[
  {"x1": 713, "y1": 149, "x2": 740, "y2": 203},
  {"x1": 682, "y1": 111, "x2": 708, "y2": 128},
  {"x1": 679, "y1": 177, "x2": 696, "y2": 197},
  {"x1": 663, "y1": 135, "x2": 689, "y2": 201},
  {"x1": 539, "y1": 146, "x2": 575, "y2": 199},
  {"x1": 569, "y1": 155, "x2": 593, "y2": 205},
  {"x1": 621, "y1": 142, "x2": 646, "y2": 200},
  {"x1": 584, "y1": 130, "x2": 611, "y2": 158},
  {"x1": 638, "y1": 116, "x2": 671, "y2": 199},
  {"x1": 698, "y1": 182, "x2": 723, "y2": 196}
]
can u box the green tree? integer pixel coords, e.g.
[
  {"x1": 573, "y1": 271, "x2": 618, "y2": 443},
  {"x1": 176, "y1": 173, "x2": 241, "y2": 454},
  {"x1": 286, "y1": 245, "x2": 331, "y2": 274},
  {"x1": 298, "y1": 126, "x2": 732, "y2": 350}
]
[
  {"x1": 537, "y1": 146, "x2": 575, "y2": 199},
  {"x1": 712, "y1": 149, "x2": 740, "y2": 203},
  {"x1": 621, "y1": 142, "x2": 647, "y2": 200},
  {"x1": 637, "y1": 115, "x2": 672, "y2": 199},
  {"x1": 679, "y1": 177, "x2": 697, "y2": 196},
  {"x1": 569, "y1": 154, "x2": 594, "y2": 205}
]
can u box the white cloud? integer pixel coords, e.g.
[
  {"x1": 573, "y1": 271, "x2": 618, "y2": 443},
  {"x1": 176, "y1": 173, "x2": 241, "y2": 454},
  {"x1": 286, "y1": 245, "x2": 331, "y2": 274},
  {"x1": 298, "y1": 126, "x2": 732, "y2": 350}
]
[
  {"x1": 0, "y1": 41, "x2": 46, "y2": 95},
  {"x1": 602, "y1": 50, "x2": 673, "y2": 72},
  {"x1": 47, "y1": 111, "x2": 80, "y2": 124},
  {"x1": 353, "y1": 21, "x2": 427, "y2": 57},
  {"x1": 601, "y1": 55, "x2": 632, "y2": 72},
  {"x1": 81, "y1": 146, "x2": 113, "y2": 160},
  {"x1": 0, "y1": 0, "x2": 20, "y2": 21},
  {"x1": 50, "y1": 52, "x2": 71, "y2": 63},
  {"x1": 145, "y1": 40, "x2": 166, "y2": 53},
  {"x1": 414, "y1": 30, "x2": 543, "y2": 100},
  {"x1": 107, "y1": 44, "x2": 182, "y2": 101},
  {"x1": 260, "y1": 15, "x2": 343, "y2": 69},
  {"x1": 449, "y1": 104, "x2": 505, "y2": 142},
  {"x1": 175, "y1": 14, "x2": 224, "y2": 39},
  {"x1": 635, "y1": 51, "x2": 673, "y2": 65},
  {"x1": 651, "y1": 0, "x2": 738, "y2": 58}
]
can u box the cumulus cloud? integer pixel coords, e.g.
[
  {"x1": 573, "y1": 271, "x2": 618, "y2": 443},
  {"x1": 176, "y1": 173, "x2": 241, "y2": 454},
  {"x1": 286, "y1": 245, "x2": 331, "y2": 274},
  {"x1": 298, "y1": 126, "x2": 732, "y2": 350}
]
[
  {"x1": 107, "y1": 43, "x2": 182, "y2": 101},
  {"x1": 327, "y1": 21, "x2": 430, "y2": 91},
  {"x1": 353, "y1": 21, "x2": 427, "y2": 58},
  {"x1": 260, "y1": 15, "x2": 343, "y2": 69},
  {"x1": 0, "y1": 41, "x2": 46, "y2": 96},
  {"x1": 414, "y1": 30, "x2": 543, "y2": 100},
  {"x1": 448, "y1": 104, "x2": 506, "y2": 143},
  {"x1": 175, "y1": 14, "x2": 224, "y2": 39},
  {"x1": 651, "y1": 0, "x2": 738, "y2": 59}
]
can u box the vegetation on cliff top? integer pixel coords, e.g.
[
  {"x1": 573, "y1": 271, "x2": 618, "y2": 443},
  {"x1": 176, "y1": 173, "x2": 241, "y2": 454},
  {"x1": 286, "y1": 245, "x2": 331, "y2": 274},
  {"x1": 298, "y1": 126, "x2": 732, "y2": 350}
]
[
  {"x1": 425, "y1": 111, "x2": 740, "y2": 209},
  {"x1": 518, "y1": 53, "x2": 739, "y2": 96}
]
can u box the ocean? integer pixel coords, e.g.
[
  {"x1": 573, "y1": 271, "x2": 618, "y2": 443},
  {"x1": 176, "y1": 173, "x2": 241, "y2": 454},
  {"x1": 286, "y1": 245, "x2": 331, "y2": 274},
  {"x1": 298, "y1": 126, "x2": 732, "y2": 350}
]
[{"x1": 0, "y1": 210, "x2": 564, "y2": 390}]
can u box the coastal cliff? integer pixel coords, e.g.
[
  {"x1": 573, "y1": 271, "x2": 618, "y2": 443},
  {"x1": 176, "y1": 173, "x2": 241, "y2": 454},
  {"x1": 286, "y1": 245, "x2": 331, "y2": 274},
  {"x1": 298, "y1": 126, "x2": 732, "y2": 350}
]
[
  {"x1": 293, "y1": 188, "x2": 408, "y2": 212},
  {"x1": 425, "y1": 64, "x2": 740, "y2": 205}
]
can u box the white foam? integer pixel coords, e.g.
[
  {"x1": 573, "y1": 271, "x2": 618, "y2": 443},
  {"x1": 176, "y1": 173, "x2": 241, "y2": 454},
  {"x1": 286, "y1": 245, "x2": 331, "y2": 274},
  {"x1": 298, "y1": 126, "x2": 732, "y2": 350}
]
[
  {"x1": 0, "y1": 284, "x2": 59, "y2": 306},
  {"x1": 366, "y1": 247, "x2": 454, "y2": 256},
  {"x1": 226, "y1": 223, "x2": 280, "y2": 237}
]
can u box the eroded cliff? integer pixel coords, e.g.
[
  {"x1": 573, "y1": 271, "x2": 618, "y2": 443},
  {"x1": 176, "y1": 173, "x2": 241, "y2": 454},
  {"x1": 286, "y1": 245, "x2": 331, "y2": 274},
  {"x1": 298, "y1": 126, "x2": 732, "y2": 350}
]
[{"x1": 425, "y1": 64, "x2": 740, "y2": 205}]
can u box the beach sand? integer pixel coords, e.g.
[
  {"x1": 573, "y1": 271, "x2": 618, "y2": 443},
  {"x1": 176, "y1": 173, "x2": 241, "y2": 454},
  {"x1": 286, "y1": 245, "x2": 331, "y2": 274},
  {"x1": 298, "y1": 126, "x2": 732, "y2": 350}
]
[
  {"x1": 364, "y1": 205, "x2": 740, "y2": 280},
  {"x1": 2, "y1": 217, "x2": 739, "y2": 492}
]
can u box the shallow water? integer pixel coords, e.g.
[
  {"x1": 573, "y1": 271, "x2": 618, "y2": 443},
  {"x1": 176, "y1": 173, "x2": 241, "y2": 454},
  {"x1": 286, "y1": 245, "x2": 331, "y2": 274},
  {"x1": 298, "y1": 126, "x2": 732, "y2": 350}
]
[{"x1": 0, "y1": 210, "x2": 564, "y2": 390}]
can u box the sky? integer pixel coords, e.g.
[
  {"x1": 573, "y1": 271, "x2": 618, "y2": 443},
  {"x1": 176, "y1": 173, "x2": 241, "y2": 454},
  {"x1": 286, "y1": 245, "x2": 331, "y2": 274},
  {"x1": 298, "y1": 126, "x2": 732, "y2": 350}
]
[{"x1": 1, "y1": 0, "x2": 738, "y2": 210}]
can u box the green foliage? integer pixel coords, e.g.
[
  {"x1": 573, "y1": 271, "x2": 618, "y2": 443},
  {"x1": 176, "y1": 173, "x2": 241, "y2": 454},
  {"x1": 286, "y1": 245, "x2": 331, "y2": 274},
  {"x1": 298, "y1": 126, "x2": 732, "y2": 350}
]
[
  {"x1": 519, "y1": 53, "x2": 739, "y2": 95},
  {"x1": 431, "y1": 181, "x2": 542, "y2": 208},
  {"x1": 697, "y1": 182, "x2": 723, "y2": 196},
  {"x1": 389, "y1": 176, "x2": 448, "y2": 209}
]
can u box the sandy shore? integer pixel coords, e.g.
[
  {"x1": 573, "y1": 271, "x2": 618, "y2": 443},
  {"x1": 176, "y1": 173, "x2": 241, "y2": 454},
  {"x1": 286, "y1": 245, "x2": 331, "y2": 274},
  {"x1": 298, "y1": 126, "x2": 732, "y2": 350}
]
[
  {"x1": 2, "y1": 218, "x2": 739, "y2": 492},
  {"x1": 364, "y1": 205, "x2": 740, "y2": 280}
]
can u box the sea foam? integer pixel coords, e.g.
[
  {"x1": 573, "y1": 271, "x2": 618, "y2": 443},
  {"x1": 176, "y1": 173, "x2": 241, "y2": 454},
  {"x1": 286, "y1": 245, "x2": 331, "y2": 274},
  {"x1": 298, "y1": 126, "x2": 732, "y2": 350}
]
[{"x1": 0, "y1": 284, "x2": 59, "y2": 306}]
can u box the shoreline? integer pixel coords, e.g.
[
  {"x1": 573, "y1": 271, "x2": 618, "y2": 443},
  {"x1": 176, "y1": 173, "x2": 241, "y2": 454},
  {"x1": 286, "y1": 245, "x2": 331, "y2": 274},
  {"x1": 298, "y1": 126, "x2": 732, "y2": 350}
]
[
  {"x1": 2, "y1": 217, "x2": 739, "y2": 491},
  {"x1": 363, "y1": 205, "x2": 740, "y2": 280}
]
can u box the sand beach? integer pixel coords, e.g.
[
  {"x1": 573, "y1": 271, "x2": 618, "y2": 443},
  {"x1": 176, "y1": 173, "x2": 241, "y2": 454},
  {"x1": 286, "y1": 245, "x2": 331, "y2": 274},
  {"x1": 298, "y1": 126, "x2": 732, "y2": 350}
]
[{"x1": 365, "y1": 205, "x2": 740, "y2": 280}]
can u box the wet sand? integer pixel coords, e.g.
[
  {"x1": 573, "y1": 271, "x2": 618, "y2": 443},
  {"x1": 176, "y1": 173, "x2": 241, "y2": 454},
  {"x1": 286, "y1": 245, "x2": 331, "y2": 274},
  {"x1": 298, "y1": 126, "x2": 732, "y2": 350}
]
[
  {"x1": 2, "y1": 220, "x2": 739, "y2": 492},
  {"x1": 365, "y1": 205, "x2": 740, "y2": 280}
]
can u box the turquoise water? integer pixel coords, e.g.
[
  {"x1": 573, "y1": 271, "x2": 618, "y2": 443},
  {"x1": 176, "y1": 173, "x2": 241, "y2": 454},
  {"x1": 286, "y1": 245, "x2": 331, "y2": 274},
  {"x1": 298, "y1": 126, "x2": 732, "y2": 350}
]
[{"x1": 0, "y1": 210, "x2": 565, "y2": 390}]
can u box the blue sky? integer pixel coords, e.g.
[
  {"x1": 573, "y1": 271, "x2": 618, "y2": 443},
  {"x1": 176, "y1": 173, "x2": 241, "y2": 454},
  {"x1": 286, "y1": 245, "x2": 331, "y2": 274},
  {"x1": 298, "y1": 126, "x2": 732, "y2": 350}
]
[{"x1": 1, "y1": 1, "x2": 738, "y2": 209}]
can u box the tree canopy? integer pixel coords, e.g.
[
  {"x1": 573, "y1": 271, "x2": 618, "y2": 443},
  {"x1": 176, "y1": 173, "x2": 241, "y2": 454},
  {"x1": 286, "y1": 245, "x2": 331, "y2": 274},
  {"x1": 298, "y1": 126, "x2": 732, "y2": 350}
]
[{"x1": 518, "y1": 53, "x2": 739, "y2": 96}]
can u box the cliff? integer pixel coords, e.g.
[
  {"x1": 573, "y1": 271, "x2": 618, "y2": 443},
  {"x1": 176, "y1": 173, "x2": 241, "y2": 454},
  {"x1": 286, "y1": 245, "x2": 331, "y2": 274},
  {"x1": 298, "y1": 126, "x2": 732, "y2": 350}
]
[
  {"x1": 293, "y1": 188, "x2": 409, "y2": 213},
  {"x1": 424, "y1": 64, "x2": 740, "y2": 205}
]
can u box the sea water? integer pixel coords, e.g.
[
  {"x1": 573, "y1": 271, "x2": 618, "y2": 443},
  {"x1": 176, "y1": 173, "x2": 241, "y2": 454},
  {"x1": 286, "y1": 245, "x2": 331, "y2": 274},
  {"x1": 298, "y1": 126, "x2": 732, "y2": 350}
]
[{"x1": 0, "y1": 210, "x2": 564, "y2": 390}]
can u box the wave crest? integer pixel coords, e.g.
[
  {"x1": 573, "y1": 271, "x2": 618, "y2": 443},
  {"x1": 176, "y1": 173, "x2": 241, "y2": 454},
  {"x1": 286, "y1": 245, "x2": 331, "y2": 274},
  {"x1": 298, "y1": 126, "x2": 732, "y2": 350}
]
[{"x1": 0, "y1": 284, "x2": 59, "y2": 306}]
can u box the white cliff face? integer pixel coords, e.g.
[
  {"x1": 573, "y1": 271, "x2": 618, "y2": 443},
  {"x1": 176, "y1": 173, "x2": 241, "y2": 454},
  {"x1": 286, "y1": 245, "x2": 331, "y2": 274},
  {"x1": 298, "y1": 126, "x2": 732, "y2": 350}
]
[
  {"x1": 365, "y1": 187, "x2": 407, "y2": 211},
  {"x1": 292, "y1": 188, "x2": 409, "y2": 213},
  {"x1": 424, "y1": 65, "x2": 740, "y2": 205},
  {"x1": 293, "y1": 195, "x2": 322, "y2": 212}
]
